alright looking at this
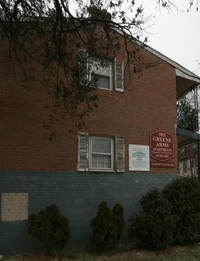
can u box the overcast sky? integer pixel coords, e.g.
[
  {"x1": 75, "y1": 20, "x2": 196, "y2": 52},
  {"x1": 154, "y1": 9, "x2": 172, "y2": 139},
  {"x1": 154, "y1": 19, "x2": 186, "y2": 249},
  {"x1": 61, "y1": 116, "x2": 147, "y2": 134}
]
[
  {"x1": 139, "y1": 0, "x2": 200, "y2": 76},
  {"x1": 70, "y1": 0, "x2": 200, "y2": 75}
]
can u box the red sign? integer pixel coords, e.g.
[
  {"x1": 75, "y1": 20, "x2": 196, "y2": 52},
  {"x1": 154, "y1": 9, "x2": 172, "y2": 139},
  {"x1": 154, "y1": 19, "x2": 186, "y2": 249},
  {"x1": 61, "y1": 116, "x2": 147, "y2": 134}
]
[
  {"x1": 150, "y1": 162, "x2": 175, "y2": 168},
  {"x1": 150, "y1": 130, "x2": 174, "y2": 162}
]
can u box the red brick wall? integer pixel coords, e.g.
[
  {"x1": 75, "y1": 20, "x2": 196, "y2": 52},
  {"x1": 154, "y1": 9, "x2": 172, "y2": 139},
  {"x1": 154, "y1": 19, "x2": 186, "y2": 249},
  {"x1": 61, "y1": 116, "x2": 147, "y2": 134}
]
[{"x1": 0, "y1": 39, "x2": 178, "y2": 173}]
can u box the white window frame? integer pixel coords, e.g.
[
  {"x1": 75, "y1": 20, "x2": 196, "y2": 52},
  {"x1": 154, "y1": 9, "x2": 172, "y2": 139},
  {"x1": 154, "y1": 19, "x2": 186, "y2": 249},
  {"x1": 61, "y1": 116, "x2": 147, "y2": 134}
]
[
  {"x1": 89, "y1": 59, "x2": 113, "y2": 90},
  {"x1": 89, "y1": 136, "x2": 114, "y2": 171}
]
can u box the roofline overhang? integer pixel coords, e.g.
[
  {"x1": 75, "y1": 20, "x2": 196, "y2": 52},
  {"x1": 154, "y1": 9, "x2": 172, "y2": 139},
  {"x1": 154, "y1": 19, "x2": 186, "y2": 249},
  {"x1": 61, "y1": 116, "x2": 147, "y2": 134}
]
[
  {"x1": 115, "y1": 27, "x2": 200, "y2": 87},
  {"x1": 176, "y1": 127, "x2": 200, "y2": 148},
  {"x1": 175, "y1": 68, "x2": 200, "y2": 84},
  {"x1": 115, "y1": 27, "x2": 200, "y2": 83},
  {"x1": 145, "y1": 45, "x2": 200, "y2": 84}
]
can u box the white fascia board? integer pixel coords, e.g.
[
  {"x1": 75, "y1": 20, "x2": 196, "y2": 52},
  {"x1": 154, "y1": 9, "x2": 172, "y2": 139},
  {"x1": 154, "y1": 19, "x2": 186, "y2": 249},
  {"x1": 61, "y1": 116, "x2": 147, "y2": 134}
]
[
  {"x1": 145, "y1": 45, "x2": 200, "y2": 84},
  {"x1": 114, "y1": 28, "x2": 200, "y2": 84},
  {"x1": 175, "y1": 68, "x2": 200, "y2": 83}
]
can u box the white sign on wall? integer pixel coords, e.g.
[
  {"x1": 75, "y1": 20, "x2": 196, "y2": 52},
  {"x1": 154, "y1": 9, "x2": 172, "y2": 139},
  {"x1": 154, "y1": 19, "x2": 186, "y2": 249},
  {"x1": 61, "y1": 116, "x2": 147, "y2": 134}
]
[{"x1": 129, "y1": 144, "x2": 150, "y2": 171}]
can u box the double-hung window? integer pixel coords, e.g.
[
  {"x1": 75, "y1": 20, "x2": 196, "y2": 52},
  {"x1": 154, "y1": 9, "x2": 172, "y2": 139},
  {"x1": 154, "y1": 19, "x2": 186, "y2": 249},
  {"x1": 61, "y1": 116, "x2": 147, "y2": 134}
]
[
  {"x1": 78, "y1": 50, "x2": 124, "y2": 92},
  {"x1": 77, "y1": 133, "x2": 125, "y2": 172},
  {"x1": 90, "y1": 136, "x2": 113, "y2": 171},
  {"x1": 89, "y1": 59, "x2": 113, "y2": 90}
]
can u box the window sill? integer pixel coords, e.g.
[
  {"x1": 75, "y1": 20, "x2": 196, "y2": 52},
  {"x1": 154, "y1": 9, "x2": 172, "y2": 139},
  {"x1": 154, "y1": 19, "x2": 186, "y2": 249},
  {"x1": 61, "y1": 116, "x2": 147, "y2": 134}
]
[
  {"x1": 98, "y1": 87, "x2": 112, "y2": 91},
  {"x1": 89, "y1": 169, "x2": 115, "y2": 173}
]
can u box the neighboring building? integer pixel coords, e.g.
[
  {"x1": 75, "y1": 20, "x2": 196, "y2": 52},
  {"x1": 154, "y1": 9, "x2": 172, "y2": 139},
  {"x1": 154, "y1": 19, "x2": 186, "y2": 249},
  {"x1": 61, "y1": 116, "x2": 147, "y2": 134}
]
[
  {"x1": 177, "y1": 88, "x2": 200, "y2": 178},
  {"x1": 178, "y1": 141, "x2": 198, "y2": 177},
  {"x1": 1, "y1": 13, "x2": 200, "y2": 253}
]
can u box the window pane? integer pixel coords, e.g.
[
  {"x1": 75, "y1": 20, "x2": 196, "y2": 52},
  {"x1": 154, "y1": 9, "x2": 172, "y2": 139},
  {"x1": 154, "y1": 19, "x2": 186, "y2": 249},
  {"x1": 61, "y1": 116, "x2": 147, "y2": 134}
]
[
  {"x1": 91, "y1": 154, "x2": 111, "y2": 169},
  {"x1": 92, "y1": 138, "x2": 111, "y2": 153},
  {"x1": 90, "y1": 137, "x2": 113, "y2": 170},
  {"x1": 92, "y1": 74, "x2": 110, "y2": 89},
  {"x1": 97, "y1": 75, "x2": 110, "y2": 89},
  {"x1": 97, "y1": 155, "x2": 104, "y2": 168},
  {"x1": 92, "y1": 154, "x2": 97, "y2": 168},
  {"x1": 104, "y1": 155, "x2": 111, "y2": 168}
]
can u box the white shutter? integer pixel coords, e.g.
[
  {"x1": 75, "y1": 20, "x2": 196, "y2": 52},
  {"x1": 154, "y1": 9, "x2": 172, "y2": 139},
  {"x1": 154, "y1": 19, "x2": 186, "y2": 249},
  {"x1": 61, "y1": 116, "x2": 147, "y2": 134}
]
[
  {"x1": 78, "y1": 49, "x2": 88, "y2": 85},
  {"x1": 77, "y1": 132, "x2": 89, "y2": 171},
  {"x1": 116, "y1": 136, "x2": 125, "y2": 172},
  {"x1": 115, "y1": 59, "x2": 124, "y2": 92}
]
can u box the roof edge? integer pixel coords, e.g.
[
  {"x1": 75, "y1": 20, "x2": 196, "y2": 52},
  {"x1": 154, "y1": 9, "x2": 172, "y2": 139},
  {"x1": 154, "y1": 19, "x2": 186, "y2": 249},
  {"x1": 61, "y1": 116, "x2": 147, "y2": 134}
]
[
  {"x1": 115, "y1": 26, "x2": 200, "y2": 83},
  {"x1": 145, "y1": 45, "x2": 200, "y2": 84}
]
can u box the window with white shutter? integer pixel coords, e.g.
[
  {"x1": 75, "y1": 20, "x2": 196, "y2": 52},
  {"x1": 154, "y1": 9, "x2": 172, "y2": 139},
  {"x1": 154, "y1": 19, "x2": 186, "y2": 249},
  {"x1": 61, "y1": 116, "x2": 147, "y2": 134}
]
[
  {"x1": 115, "y1": 59, "x2": 124, "y2": 92},
  {"x1": 78, "y1": 52, "x2": 125, "y2": 93},
  {"x1": 115, "y1": 136, "x2": 125, "y2": 172},
  {"x1": 89, "y1": 136, "x2": 114, "y2": 171},
  {"x1": 77, "y1": 132, "x2": 89, "y2": 171},
  {"x1": 77, "y1": 134, "x2": 125, "y2": 172},
  {"x1": 89, "y1": 59, "x2": 113, "y2": 90}
]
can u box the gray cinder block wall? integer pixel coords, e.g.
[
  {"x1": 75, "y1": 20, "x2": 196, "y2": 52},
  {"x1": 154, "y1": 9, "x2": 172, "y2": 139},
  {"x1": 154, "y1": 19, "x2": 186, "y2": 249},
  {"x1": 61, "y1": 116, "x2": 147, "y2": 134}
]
[{"x1": 0, "y1": 170, "x2": 177, "y2": 254}]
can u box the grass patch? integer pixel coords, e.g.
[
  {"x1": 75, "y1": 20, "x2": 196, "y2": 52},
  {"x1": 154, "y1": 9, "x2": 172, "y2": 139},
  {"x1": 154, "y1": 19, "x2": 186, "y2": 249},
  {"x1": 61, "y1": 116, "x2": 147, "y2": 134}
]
[{"x1": 3, "y1": 244, "x2": 200, "y2": 261}]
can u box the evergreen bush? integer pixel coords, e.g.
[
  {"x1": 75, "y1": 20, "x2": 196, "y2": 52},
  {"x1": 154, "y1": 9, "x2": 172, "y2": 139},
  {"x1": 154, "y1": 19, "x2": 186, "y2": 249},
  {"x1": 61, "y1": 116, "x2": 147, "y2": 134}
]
[
  {"x1": 162, "y1": 177, "x2": 200, "y2": 245},
  {"x1": 90, "y1": 201, "x2": 124, "y2": 250},
  {"x1": 129, "y1": 189, "x2": 175, "y2": 250},
  {"x1": 28, "y1": 204, "x2": 70, "y2": 255},
  {"x1": 112, "y1": 204, "x2": 125, "y2": 241},
  {"x1": 129, "y1": 177, "x2": 200, "y2": 250}
]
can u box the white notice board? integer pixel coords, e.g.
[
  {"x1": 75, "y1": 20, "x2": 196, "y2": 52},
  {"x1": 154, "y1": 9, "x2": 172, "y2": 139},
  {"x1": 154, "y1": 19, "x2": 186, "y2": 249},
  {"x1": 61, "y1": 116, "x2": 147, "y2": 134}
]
[{"x1": 129, "y1": 144, "x2": 150, "y2": 171}]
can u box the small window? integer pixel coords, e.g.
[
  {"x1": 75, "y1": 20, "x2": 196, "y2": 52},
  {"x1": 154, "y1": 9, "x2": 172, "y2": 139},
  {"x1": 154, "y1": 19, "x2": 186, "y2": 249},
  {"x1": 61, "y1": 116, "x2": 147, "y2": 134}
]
[
  {"x1": 89, "y1": 59, "x2": 113, "y2": 90},
  {"x1": 89, "y1": 136, "x2": 113, "y2": 170},
  {"x1": 77, "y1": 132, "x2": 125, "y2": 172},
  {"x1": 91, "y1": 74, "x2": 110, "y2": 90}
]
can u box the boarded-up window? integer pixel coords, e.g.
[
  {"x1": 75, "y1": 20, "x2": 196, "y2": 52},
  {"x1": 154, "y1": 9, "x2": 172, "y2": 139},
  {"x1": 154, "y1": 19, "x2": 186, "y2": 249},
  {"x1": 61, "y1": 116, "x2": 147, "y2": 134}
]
[{"x1": 1, "y1": 193, "x2": 28, "y2": 221}]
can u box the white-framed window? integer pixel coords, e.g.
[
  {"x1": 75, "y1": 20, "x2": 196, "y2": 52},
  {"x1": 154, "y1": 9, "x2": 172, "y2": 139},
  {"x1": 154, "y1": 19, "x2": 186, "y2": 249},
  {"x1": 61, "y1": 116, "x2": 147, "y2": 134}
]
[
  {"x1": 89, "y1": 136, "x2": 114, "y2": 171},
  {"x1": 77, "y1": 132, "x2": 125, "y2": 172},
  {"x1": 78, "y1": 50, "x2": 124, "y2": 92},
  {"x1": 89, "y1": 59, "x2": 113, "y2": 90}
]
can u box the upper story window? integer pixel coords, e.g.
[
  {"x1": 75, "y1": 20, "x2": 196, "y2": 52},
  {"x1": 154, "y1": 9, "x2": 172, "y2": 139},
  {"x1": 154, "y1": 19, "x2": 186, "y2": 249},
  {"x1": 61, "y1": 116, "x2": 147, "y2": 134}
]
[
  {"x1": 90, "y1": 59, "x2": 113, "y2": 90},
  {"x1": 78, "y1": 49, "x2": 124, "y2": 92}
]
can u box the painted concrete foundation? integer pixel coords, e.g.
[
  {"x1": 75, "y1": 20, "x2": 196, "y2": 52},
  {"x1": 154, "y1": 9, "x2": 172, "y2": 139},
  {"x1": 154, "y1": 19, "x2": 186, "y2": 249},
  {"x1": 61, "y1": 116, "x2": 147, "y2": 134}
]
[{"x1": 0, "y1": 170, "x2": 177, "y2": 253}]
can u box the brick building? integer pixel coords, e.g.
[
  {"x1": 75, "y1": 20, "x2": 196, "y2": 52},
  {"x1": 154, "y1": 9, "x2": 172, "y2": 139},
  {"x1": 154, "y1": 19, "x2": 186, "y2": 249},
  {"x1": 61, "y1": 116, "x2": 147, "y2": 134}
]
[{"x1": 1, "y1": 21, "x2": 200, "y2": 253}]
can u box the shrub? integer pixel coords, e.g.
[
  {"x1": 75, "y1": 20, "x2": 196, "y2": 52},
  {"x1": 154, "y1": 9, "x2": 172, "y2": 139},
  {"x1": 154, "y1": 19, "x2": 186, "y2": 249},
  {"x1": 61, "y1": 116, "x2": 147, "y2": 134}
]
[
  {"x1": 129, "y1": 177, "x2": 200, "y2": 250},
  {"x1": 112, "y1": 204, "x2": 125, "y2": 241},
  {"x1": 90, "y1": 201, "x2": 124, "y2": 250},
  {"x1": 28, "y1": 204, "x2": 70, "y2": 255},
  {"x1": 163, "y1": 177, "x2": 200, "y2": 245},
  {"x1": 129, "y1": 189, "x2": 175, "y2": 250}
]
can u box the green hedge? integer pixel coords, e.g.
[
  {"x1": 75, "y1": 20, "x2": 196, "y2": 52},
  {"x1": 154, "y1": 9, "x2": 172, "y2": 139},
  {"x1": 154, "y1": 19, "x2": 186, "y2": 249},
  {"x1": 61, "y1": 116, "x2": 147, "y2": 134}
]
[
  {"x1": 163, "y1": 177, "x2": 200, "y2": 245},
  {"x1": 129, "y1": 178, "x2": 200, "y2": 250},
  {"x1": 90, "y1": 201, "x2": 124, "y2": 250},
  {"x1": 129, "y1": 189, "x2": 175, "y2": 250},
  {"x1": 28, "y1": 204, "x2": 70, "y2": 255}
]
